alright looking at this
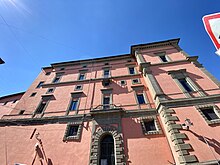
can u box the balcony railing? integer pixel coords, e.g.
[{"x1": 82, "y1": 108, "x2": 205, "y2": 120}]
[{"x1": 91, "y1": 104, "x2": 122, "y2": 112}]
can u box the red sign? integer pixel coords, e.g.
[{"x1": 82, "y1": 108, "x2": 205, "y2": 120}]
[{"x1": 203, "y1": 13, "x2": 220, "y2": 50}]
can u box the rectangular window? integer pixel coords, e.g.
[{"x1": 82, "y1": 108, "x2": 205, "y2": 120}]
[
  {"x1": 201, "y1": 107, "x2": 219, "y2": 121},
  {"x1": 129, "y1": 67, "x2": 135, "y2": 74},
  {"x1": 52, "y1": 76, "x2": 61, "y2": 83},
  {"x1": 103, "y1": 70, "x2": 110, "y2": 78},
  {"x1": 47, "y1": 88, "x2": 54, "y2": 93},
  {"x1": 75, "y1": 85, "x2": 82, "y2": 90},
  {"x1": 103, "y1": 95, "x2": 110, "y2": 109},
  {"x1": 36, "y1": 81, "x2": 44, "y2": 88},
  {"x1": 159, "y1": 55, "x2": 168, "y2": 62},
  {"x1": 12, "y1": 99, "x2": 18, "y2": 104},
  {"x1": 120, "y1": 80, "x2": 126, "y2": 86},
  {"x1": 19, "y1": 110, "x2": 25, "y2": 115},
  {"x1": 144, "y1": 120, "x2": 157, "y2": 132},
  {"x1": 69, "y1": 99, "x2": 79, "y2": 111},
  {"x1": 132, "y1": 79, "x2": 140, "y2": 84},
  {"x1": 30, "y1": 92, "x2": 37, "y2": 97},
  {"x1": 178, "y1": 78, "x2": 193, "y2": 92},
  {"x1": 35, "y1": 101, "x2": 47, "y2": 114},
  {"x1": 67, "y1": 125, "x2": 79, "y2": 137},
  {"x1": 78, "y1": 74, "x2": 85, "y2": 80},
  {"x1": 137, "y1": 94, "x2": 146, "y2": 104}
]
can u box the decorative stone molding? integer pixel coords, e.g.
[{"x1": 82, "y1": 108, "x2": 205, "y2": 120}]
[
  {"x1": 195, "y1": 104, "x2": 220, "y2": 125},
  {"x1": 159, "y1": 107, "x2": 198, "y2": 164},
  {"x1": 63, "y1": 121, "x2": 83, "y2": 141},
  {"x1": 140, "y1": 116, "x2": 163, "y2": 135},
  {"x1": 89, "y1": 125, "x2": 126, "y2": 165}
]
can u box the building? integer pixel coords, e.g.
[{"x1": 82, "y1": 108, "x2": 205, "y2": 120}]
[{"x1": 0, "y1": 38, "x2": 220, "y2": 165}]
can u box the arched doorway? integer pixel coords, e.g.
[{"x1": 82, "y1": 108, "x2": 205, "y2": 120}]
[{"x1": 100, "y1": 134, "x2": 115, "y2": 165}]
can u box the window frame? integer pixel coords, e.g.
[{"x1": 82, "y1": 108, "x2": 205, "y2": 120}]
[
  {"x1": 46, "y1": 88, "x2": 55, "y2": 94},
  {"x1": 101, "y1": 89, "x2": 113, "y2": 110},
  {"x1": 36, "y1": 81, "x2": 44, "y2": 88},
  {"x1": 78, "y1": 73, "x2": 86, "y2": 80},
  {"x1": 63, "y1": 122, "x2": 83, "y2": 141},
  {"x1": 140, "y1": 116, "x2": 162, "y2": 135},
  {"x1": 34, "y1": 100, "x2": 49, "y2": 115},
  {"x1": 132, "y1": 78, "x2": 141, "y2": 85},
  {"x1": 52, "y1": 76, "x2": 61, "y2": 83},
  {"x1": 128, "y1": 67, "x2": 136, "y2": 75},
  {"x1": 196, "y1": 105, "x2": 220, "y2": 125},
  {"x1": 103, "y1": 69, "x2": 110, "y2": 78},
  {"x1": 30, "y1": 92, "x2": 37, "y2": 97},
  {"x1": 75, "y1": 85, "x2": 83, "y2": 91}
]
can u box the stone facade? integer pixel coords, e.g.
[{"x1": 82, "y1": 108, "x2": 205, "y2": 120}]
[{"x1": 0, "y1": 39, "x2": 220, "y2": 165}]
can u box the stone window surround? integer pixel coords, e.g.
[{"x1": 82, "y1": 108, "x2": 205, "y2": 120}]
[
  {"x1": 66, "y1": 92, "x2": 82, "y2": 115},
  {"x1": 195, "y1": 104, "x2": 220, "y2": 125},
  {"x1": 168, "y1": 69, "x2": 205, "y2": 98},
  {"x1": 140, "y1": 116, "x2": 163, "y2": 135},
  {"x1": 33, "y1": 95, "x2": 52, "y2": 117},
  {"x1": 52, "y1": 72, "x2": 64, "y2": 83},
  {"x1": 75, "y1": 84, "x2": 83, "y2": 91},
  {"x1": 132, "y1": 78, "x2": 141, "y2": 85},
  {"x1": 154, "y1": 51, "x2": 171, "y2": 63},
  {"x1": 63, "y1": 121, "x2": 83, "y2": 141},
  {"x1": 132, "y1": 85, "x2": 151, "y2": 109},
  {"x1": 120, "y1": 80, "x2": 127, "y2": 86},
  {"x1": 101, "y1": 89, "x2": 113, "y2": 108},
  {"x1": 46, "y1": 87, "x2": 55, "y2": 94},
  {"x1": 78, "y1": 72, "x2": 86, "y2": 81},
  {"x1": 127, "y1": 66, "x2": 137, "y2": 75}
]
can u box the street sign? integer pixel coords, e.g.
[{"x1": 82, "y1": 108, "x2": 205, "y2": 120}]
[{"x1": 203, "y1": 13, "x2": 220, "y2": 56}]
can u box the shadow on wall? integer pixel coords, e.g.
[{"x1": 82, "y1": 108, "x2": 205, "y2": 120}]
[
  {"x1": 189, "y1": 130, "x2": 220, "y2": 155},
  {"x1": 122, "y1": 117, "x2": 165, "y2": 165}
]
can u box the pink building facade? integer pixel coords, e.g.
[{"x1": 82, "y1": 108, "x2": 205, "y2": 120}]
[{"x1": 0, "y1": 38, "x2": 220, "y2": 165}]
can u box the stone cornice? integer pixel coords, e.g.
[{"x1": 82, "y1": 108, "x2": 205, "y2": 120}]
[
  {"x1": 131, "y1": 38, "x2": 180, "y2": 55},
  {"x1": 0, "y1": 109, "x2": 157, "y2": 126},
  {"x1": 158, "y1": 94, "x2": 220, "y2": 108}
]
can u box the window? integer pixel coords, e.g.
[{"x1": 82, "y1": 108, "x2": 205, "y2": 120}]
[
  {"x1": 178, "y1": 78, "x2": 193, "y2": 92},
  {"x1": 103, "y1": 95, "x2": 110, "y2": 109},
  {"x1": 137, "y1": 94, "x2": 146, "y2": 104},
  {"x1": 129, "y1": 67, "x2": 135, "y2": 74},
  {"x1": 127, "y1": 59, "x2": 132, "y2": 62},
  {"x1": 103, "y1": 81, "x2": 110, "y2": 87},
  {"x1": 120, "y1": 80, "x2": 126, "y2": 86},
  {"x1": 82, "y1": 65, "x2": 87, "y2": 68},
  {"x1": 60, "y1": 67, "x2": 65, "y2": 71},
  {"x1": 36, "y1": 81, "x2": 44, "y2": 88},
  {"x1": 52, "y1": 76, "x2": 61, "y2": 83},
  {"x1": 141, "y1": 117, "x2": 162, "y2": 135},
  {"x1": 63, "y1": 122, "x2": 82, "y2": 141},
  {"x1": 75, "y1": 85, "x2": 82, "y2": 90},
  {"x1": 19, "y1": 110, "x2": 25, "y2": 115},
  {"x1": 78, "y1": 73, "x2": 85, "y2": 80},
  {"x1": 132, "y1": 78, "x2": 140, "y2": 84},
  {"x1": 104, "y1": 62, "x2": 109, "y2": 65},
  {"x1": 201, "y1": 107, "x2": 219, "y2": 121},
  {"x1": 67, "y1": 125, "x2": 79, "y2": 137},
  {"x1": 45, "y1": 72, "x2": 51, "y2": 75},
  {"x1": 30, "y1": 92, "x2": 37, "y2": 97},
  {"x1": 35, "y1": 101, "x2": 47, "y2": 114},
  {"x1": 144, "y1": 120, "x2": 157, "y2": 132},
  {"x1": 69, "y1": 99, "x2": 79, "y2": 111},
  {"x1": 103, "y1": 69, "x2": 110, "y2": 78},
  {"x1": 159, "y1": 55, "x2": 168, "y2": 62},
  {"x1": 47, "y1": 88, "x2": 54, "y2": 93}
]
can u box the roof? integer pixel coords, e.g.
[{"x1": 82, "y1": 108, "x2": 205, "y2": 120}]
[{"x1": 0, "y1": 92, "x2": 25, "y2": 100}]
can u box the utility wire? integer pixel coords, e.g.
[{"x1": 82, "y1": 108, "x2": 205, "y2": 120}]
[{"x1": 0, "y1": 12, "x2": 32, "y2": 59}]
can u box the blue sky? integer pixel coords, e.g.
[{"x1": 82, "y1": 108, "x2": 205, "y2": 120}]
[{"x1": 0, "y1": 0, "x2": 220, "y2": 96}]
